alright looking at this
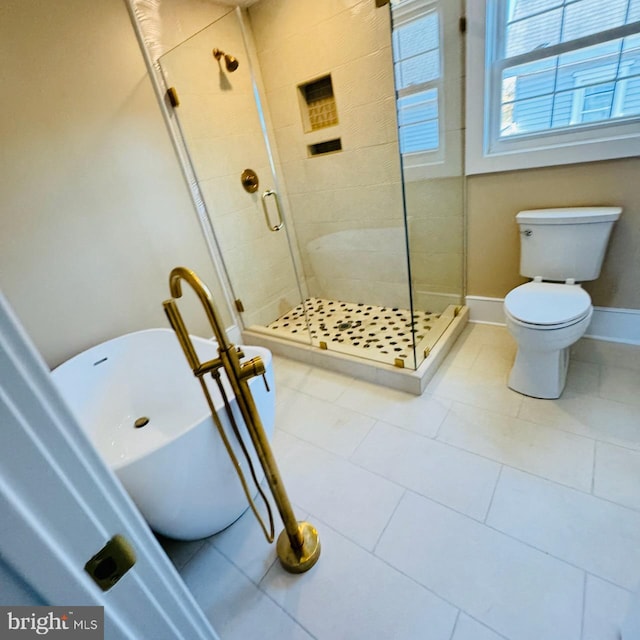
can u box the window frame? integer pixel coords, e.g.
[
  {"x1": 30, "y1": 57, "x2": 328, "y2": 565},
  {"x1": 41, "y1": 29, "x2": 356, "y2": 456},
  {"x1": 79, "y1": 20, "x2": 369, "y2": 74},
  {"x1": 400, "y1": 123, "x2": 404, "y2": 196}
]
[
  {"x1": 466, "y1": 1, "x2": 640, "y2": 175},
  {"x1": 391, "y1": 0, "x2": 463, "y2": 180}
]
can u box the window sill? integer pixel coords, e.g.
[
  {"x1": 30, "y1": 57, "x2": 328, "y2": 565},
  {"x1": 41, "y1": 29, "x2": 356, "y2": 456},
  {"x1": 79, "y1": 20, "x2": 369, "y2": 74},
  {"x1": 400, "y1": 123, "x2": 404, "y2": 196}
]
[{"x1": 465, "y1": 126, "x2": 640, "y2": 175}]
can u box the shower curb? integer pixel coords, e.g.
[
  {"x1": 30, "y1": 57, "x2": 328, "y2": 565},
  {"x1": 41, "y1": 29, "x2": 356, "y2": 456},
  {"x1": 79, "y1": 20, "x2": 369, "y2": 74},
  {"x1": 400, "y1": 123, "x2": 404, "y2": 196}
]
[{"x1": 242, "y1": 306, "x2": 469, "y2": 396}]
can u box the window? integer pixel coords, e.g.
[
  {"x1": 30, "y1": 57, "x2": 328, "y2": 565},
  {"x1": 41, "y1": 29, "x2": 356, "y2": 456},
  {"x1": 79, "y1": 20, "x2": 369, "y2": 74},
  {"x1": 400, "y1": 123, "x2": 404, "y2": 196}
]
[
  {"x1": 391, "y1": 0, "x2": 463, "y2": 179},
  {"x1": 392, "y1": 2, "x2": 441, "y2": 155},
  {"x1": 466, "y1": 0, "x2": 640, "y2": 174}
]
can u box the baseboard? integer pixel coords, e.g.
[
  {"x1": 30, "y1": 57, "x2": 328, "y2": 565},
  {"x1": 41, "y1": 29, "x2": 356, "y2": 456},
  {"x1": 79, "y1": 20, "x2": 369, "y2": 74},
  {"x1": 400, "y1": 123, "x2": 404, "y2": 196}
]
[
  {"x1": 586, "y1": 307, "x2": 640, "y2": 345},
  {"x1": 465, "y1": 295, "x2": 640, "y2": 346},
  {"x1": 464, "y1": 296, "x2": 507, "y2": 326}
]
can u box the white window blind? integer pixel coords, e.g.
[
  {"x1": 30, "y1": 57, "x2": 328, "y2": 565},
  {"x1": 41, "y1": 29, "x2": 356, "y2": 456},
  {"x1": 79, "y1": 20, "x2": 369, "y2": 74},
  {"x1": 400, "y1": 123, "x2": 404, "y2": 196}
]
[{"x1": 392, "y1": 0, "x2": 442, "y2": 156}]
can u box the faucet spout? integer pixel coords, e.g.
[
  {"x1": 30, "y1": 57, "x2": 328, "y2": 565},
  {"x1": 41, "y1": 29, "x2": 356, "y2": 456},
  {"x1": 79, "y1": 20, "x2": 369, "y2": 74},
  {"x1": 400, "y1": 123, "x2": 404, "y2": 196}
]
[{"x1": 168, "y1": 267, "x2": 229, "y2": 350}]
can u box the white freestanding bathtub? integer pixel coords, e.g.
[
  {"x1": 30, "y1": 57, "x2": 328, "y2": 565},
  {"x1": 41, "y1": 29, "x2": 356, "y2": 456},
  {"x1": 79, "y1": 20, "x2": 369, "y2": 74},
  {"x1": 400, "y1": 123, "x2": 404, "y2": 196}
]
[{"x1": 51, "y1": 328, "x2": 276, "y2": 540}]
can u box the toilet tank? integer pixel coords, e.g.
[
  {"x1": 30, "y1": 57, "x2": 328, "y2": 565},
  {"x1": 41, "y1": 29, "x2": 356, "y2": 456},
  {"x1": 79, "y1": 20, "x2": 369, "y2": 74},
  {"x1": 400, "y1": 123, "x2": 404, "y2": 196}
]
[{"x1": 517, "y1": 207, "x2": 622, "y2": 282}]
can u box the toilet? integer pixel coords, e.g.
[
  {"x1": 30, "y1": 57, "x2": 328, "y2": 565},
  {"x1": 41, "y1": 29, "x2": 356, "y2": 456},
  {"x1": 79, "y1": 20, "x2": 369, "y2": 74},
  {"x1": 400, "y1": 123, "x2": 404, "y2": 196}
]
[{"x1": 504, "y1": 206, "x2": 622, "y2": 399}]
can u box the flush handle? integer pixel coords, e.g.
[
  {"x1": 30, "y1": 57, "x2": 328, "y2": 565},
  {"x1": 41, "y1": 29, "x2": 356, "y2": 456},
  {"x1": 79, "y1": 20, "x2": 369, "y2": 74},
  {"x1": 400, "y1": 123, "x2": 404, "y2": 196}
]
[{"x1": 521, "y1": 229, "x2": 532, "y2": 237}]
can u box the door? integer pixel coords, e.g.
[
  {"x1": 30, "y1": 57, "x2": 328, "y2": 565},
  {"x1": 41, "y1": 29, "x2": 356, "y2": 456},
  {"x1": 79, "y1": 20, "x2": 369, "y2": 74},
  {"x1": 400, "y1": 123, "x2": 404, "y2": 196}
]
[
  {"x1": 622, "y1": 582, "x2": 640, "y2": 639},
  {"x1": 158, "y1": 9, "x2": 310, "y2": 341},
  {"x1": 0, "y1": 292, "x2": 218, "y2": 639}
]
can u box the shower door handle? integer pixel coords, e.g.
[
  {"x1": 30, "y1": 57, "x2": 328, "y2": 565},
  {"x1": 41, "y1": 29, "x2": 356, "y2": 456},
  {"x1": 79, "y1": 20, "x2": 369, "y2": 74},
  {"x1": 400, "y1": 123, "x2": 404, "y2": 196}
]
[{"x1": 261, "y1": 189, "x2": 284, "y2": 232}]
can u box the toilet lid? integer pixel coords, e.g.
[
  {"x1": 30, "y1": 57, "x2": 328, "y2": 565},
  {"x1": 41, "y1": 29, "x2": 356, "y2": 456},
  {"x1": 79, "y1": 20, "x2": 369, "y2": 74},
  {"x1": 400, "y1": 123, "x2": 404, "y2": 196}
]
[{"x1": 504, "y1": 282, "x2": 591, "y2": 326}]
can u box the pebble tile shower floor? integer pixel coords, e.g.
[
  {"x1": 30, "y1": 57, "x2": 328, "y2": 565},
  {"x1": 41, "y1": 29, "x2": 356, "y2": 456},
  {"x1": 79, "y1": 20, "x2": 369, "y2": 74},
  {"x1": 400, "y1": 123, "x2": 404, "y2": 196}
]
[
  {"x1": 160, "y1": 324, "x2": 640, "y2": 640},
  {"x1": 267, "y1": 297, "x2": 442, "y2": 365}
]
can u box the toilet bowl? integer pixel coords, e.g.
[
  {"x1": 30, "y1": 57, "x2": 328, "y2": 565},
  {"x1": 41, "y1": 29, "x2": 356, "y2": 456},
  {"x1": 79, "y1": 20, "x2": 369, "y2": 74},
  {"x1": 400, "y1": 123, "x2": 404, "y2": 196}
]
[
  {"x1": 504, "y1": 207, "x2": 621, "y2": 399},
  {"x1": 504, "y1": 281, "x2": 593, "y2": 398}
]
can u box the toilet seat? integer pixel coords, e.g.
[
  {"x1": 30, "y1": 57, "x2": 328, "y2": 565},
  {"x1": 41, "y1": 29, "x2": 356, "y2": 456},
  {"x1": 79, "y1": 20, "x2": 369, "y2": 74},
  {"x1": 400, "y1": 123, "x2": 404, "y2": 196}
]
[{"x1": 504, "y1": 281, "x2": 591, "y2": 328}]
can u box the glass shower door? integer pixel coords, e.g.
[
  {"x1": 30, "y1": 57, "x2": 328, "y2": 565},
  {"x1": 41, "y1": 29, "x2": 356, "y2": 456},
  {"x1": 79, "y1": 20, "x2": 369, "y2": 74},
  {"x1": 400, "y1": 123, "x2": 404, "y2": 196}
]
[
  {"x1": 158, "y1": 10, "x2": 311, "y2": 343},
  {"x1": 156, "y1": 0, "x2": 466, "y2": 373}
]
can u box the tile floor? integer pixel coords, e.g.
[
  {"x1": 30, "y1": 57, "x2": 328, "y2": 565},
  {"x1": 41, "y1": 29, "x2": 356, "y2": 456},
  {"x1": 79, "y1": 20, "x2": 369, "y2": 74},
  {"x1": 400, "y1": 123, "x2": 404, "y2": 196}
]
[
  {"x1": 160, "y1": 323, "x2": 640, "y2": 640},
  {"x1": 266, "y1": 297, "x2": 445, "y2": 367}
]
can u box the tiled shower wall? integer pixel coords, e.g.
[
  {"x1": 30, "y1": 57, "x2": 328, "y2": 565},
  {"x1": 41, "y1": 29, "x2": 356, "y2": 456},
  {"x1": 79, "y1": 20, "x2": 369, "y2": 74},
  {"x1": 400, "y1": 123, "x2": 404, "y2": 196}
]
[
  {"x1": 248, "y1": 0, "x2": 465, "y2": 314},
  {"x1": 401, "y1": 0, "x2": 465, "y2": 313},
  {"x1": 247, "y1": 0, "x2": 413, "y2": 311},
  {"x1": 405, "y1": 177, "x2": 465, "y2": 312}
]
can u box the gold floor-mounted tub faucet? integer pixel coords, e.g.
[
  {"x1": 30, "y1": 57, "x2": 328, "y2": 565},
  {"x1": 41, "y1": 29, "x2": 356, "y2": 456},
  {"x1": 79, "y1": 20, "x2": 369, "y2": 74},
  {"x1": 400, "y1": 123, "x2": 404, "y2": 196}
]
[{"x1": 163, "y1": 267, "x2": 321, "y2": 573}]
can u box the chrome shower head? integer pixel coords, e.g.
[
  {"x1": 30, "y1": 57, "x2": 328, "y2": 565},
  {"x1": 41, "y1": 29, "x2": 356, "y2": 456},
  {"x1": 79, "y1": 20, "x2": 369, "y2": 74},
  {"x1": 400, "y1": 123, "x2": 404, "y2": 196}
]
[{"x1": 212, "y1": 48, "x2": 239, "y2": 73}]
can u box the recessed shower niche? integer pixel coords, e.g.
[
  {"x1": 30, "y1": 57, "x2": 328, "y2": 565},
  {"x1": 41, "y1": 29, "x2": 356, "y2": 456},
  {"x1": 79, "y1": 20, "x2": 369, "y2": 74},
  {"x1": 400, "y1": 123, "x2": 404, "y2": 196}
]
[
  {"x1": 298, "y1": 74, "x2": 339, "y2": 133},
  {"x1": 155, "y1": 0, "x2": 466, "y2": 393},
  {"x1": 307, "y1": 139, "x2": 342, "y2": 157}
]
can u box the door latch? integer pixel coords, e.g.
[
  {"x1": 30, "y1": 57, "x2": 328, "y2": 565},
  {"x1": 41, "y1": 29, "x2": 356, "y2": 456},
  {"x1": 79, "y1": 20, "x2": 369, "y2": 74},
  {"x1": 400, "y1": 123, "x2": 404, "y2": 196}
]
[{"x1": 85, "y1": 534, "x2": 136, "y2": 591}]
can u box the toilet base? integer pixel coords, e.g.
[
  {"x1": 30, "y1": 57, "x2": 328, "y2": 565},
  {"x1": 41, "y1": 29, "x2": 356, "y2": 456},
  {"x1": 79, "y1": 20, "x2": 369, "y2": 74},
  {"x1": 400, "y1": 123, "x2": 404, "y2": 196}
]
[{"x1": 508, "y1": 346, "x2": 570, "y2": 399}]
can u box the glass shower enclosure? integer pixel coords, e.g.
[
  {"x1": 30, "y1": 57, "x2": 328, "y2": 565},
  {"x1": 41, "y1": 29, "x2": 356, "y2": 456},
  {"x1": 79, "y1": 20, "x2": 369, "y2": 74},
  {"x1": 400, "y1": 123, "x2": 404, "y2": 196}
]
[{"x1": 157, "y1": 0, "x2": 464, "y2": 372}]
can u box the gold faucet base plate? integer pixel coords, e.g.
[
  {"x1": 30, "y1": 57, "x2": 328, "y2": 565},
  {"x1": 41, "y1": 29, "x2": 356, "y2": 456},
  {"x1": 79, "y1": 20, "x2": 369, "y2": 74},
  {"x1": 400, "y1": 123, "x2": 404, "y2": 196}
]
[{"x1": 276, "y1": 522, "x2": 321, "y2": 574}]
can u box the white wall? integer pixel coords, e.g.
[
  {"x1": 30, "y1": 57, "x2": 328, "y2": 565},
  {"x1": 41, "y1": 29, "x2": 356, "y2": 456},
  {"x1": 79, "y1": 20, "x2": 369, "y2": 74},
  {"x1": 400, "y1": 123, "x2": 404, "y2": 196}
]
[{"x1": 0, "y1": 0, "x2": 226, "y2": 367}]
